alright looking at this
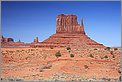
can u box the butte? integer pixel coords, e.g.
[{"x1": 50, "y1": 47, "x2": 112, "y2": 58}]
[{"x1": 32, "y1": 14, "x2": 105, "y2": 49}]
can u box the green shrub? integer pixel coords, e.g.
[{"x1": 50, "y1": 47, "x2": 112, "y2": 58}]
[
  {"x1": 94, "y1": 48, "x2": 97, "y2": 50},
  {"x1": 89, "y1": 54, "x2": 94, "y2": 58},
  {"x1": 16, "y1": 79, "x2": 22, "y2": 81},
  {"x1": 112, "y1": 55, "x2": 115, "y2": 58},
  {"x1": 114, "y1": 48, "x2": 118, "y2": 51},
  {"x1": 70, "y1": 54, "x2": 74, "y2": 57},
  {"x1": 105, "y1": 47, "x2": 111, "y2": 51},
  {"x1": 104, "y1": 55, "x2": 108, "y2": 58},
  {"x1": 110, "y1": 51, "x2": 114, "y2": 55},
  {"x1": 9, "y1": 51, "x2": 14, "y2": 53},
  {"x1": 16, "y1": 50, "x2": 20, "y2": 52},
  {"x1": 55, "y1": 51, "x2": 61, "y2": 58},
  {"x1": 67, "y1": 47, "x2": 71, "y2": 50},
  {"x1": 84, "y1": 65, "x2": 88, "y2": 69},
  {"x1": 31, "y1": 49, "x2": 35, "y2": 51}
]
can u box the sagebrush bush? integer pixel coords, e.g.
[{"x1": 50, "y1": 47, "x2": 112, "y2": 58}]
[
  {"x1": 105, "y1": 47, "x2": 110, "y2": 51},
  {"x1": 55, "y1": 51, "x2": 61, "y2": 58},
  {"x1": 110, "y1": 51, "x2": 114, "y2": 55},
  {"x1": 70, "y1": 54, "x2": 74, "y2": 57},
  {"x1": 94, "y1": 48, "x2": 97, "y2": 50},
  {"x1": 67, "y1": 47, "x2": 71, "y2": 50},
  {"x1": 104, "y1": 55, "x2": 108, "y2": 58},
  {"x1": 89, "y1": 54, "x2": 94, "y2": 58},
  {"x1": 84, "y1": 65, "x2": 88, "y2": 69},
  {"x1": 114, "y1": 48, "x2": 118, "y2": 51}
]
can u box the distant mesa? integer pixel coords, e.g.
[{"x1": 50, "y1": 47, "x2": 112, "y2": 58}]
[
  {"x1": 1, "y1": 14, "x2": 106, "y2": 48},
  {"x1": 1, "y1": 36, "x2": 26, "y2": 48},
  {"x1": 1, "y1": 36, "x2": 14, "y2": 42}
]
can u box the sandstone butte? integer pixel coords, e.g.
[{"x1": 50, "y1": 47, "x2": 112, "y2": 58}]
[
  {"x1": 1, "y1": 14, "x2": 105, "y2": 49},
  {"x1": 1, "y1": 14, "x2": 121, "y2": 81}
]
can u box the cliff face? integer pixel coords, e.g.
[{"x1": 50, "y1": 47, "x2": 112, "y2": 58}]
[
  {"x1": 56, "y1": 14, "x2": 85, "y2": 34},
  {"x1": 1, "y1": 36, "x2": 14, "y2": 42},
  {"x1": 35, "y1": 14, "x2": 105, "y2": 48}
]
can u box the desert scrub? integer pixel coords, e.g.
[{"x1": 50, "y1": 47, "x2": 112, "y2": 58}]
[
  {"x1": 70, "y1": 54, "x2": 74, "y2": 57},
  {"x1": 9, "y1": 51, "x2": 14, "y2": 53},
  {"x1": 110, "y1": 51, "x2": 115, "y2": 58},
  {"x1": 55, "y1": 51, "x2": 61, "y2": 58},
  {"x1": 25, "y1": 56, "x2": 31, "y2": 60},
  {"x1": 89, "y1": 54, "x2": 94, "y2": 58},
  {"x1": 114, "y1": 48, "x2": 118, "y2": 51},
  {"x1": 94, "y1": 48, "x2": 98, "y2": 50},
  {"x1": 110, "y1": 51, "x2": 114, "y2": 55},
  {"x1": 84, "y1": 65, "x2": 88, "y2": 69},
  {"x1": 67, "y1": 47, "x2": 71, "y2": 50},
  {"x1": 16, "y1": 50, "x2": 20, "y2": 52},
  {"x1": 30, "y1": 49, "x2": 35, "y2": 51},
  {"x1": 104, "y1": 55, "x2": 108, "y2": 59},
  {"x1": 105, "y1": 47, "x2": 111, "y2": 51}
]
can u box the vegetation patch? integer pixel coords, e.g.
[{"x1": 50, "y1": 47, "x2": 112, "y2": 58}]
[
  {"x1": 94, "y1": 48, "x2": 97, "y2": 50},
  {"x1": 114, "y1": 48, "x2": 118, "y2": 51},
  {"x1": 84, "y1": 65, "x2": 88, "y2": 69},
  {"x1": 55, "y1": 51, "x2": 62, "y2": 58},
  {"x1": 105, "y1": 47, "x2": 110, "y2": 51},
  {"x1": 89, "y1": 54, "x2": 94, "y2": 58},
  {"x1": 110, "y1": 51, "x2": 114, "y2": 55},
  {"x1": 67, "y1": 47, "x2": 71, "y2": 50},
  {"x1": 70, "y1": 54, "x2": 74, "y2": 57},
  {"x1": 104, "y1": 55, "x2": 108, "y2": 59}
]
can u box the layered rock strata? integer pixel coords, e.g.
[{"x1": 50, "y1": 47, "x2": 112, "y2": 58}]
[
  {"x1": 32, "y1": 14, "x2": 105, "y2": 48},
  {"x1": 2, "y1": 14, "x2": 105, "y2": 48}
]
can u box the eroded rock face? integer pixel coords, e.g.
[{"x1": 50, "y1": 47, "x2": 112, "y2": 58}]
[
  {"x1": 1, "y1": 36, "x2": 30, "y2": 48},
  {"x1": 39, "y1": 14, "x2": 105, "y2": 48},
  {"x1": 56, "y1": 14, "x2": 85, "y2": 34},
  {"x1": 1, "y1": 36, "x2": 14, "y2": 42}
]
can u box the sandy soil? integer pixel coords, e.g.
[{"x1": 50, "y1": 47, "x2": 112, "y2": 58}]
[{"x1": 1, "y1": 47, "x2": 121, "y2": 81}]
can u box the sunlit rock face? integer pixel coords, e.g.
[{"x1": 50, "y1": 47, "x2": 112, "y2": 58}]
[
  {"x1": 56, "y1": 14, "x2": 85, "y2": 34},
  {"x1": 41, "y1": 14, "x2": 105, "y2": 48}
]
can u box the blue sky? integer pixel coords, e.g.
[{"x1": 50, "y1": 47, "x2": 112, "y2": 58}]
[{"x1": 1, "y1": 1, "x2": 121, "y2": 47}]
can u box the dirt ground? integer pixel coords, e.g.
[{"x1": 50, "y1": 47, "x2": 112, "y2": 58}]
[{"x1": 1, "y1": 47, "x2": 121, "y2": 81}]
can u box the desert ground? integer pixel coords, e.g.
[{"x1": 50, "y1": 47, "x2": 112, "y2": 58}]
[{"x1": 1, "y1": 47, "x2": 121, "y2": 81}]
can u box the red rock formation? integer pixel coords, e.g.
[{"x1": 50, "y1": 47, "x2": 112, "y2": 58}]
[
  {"x1": 2, "y1": 14, "x2": 106, "y2": 48},
  {"x1": 37, "y1": 14, "x2": 105, "y2": 48},
  {"x1": 1, "y1": 36, "x2": 14, "y2": 42},
  {"x1": 56, "y1": 14, "x2": 85, "y2": 34},
  {"x1": 34, "y1": 37, "x2": 38, "y2": 43},
  {"x1": 1, "y1": 36, "x2": 30, "y2": 48}
]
